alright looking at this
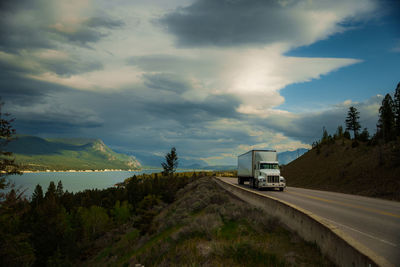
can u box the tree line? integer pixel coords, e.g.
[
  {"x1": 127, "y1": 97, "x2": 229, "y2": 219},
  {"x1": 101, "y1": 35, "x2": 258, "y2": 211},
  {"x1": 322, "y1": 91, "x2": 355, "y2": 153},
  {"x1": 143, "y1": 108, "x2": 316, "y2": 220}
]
[
  {"x1": 0, "y1": 103, "x2": 197, "y2": 266},
  {"x1": 313, "y1": 82, "x2": 400, "y2": 149}
]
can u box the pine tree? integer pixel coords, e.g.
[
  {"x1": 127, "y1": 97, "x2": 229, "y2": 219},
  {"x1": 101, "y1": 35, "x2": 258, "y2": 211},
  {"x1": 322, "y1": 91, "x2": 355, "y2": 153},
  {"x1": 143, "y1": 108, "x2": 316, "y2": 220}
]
[
  {"x1": 161, "y1": 147, "x2": 178, "y2": 176},
  {"x1": 377, "y1": 93, "x2": 395, "y2": 142},
  {"x1": 359, "y1": 128, "x2": 370, "y2": 142},
  {"x1": 0, "y1": 102, "x2": 20, "y2": 192},
  {"x1": 321, "y1": 127, "x2": 329, "y2": 144},
  {"x1": 56, "y1": 181, "x2": 64, "y2": 198},
  {"x1": 336, "y1": 125, "x2": 344, "y2": 139},
  {"x1": 345, "y1": 106, "x2": 361, "y2": 139},
  {"x1": 343, "y1": 130, "x2": 351, "y2": 139},
  {"x1": 394, "y1": 82, "x2": 400, "y2": 136},
  {"x1": 32, "y1": 184, "x2": 44, "y2": 207},
  {"x1": 45, "y1": 181, "x2": 56, "y2": 200}
]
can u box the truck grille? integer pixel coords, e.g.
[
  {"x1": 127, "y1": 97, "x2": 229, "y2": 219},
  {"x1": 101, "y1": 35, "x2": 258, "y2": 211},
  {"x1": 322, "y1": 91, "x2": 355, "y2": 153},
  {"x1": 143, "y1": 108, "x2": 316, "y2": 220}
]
[{"x1": 267, "y1": 176, "x2": 279, "y2": 183}]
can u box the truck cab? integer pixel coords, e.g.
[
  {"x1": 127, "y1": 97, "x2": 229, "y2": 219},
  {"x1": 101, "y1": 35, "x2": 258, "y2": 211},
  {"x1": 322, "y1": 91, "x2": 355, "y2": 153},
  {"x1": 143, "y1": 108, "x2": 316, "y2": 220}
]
[
  {"x1": 255, "y1": 161, "x2": 286, "y2": 191},
  {"x1": 238, "y1": 150, "x2": 286, "y2": 191}
]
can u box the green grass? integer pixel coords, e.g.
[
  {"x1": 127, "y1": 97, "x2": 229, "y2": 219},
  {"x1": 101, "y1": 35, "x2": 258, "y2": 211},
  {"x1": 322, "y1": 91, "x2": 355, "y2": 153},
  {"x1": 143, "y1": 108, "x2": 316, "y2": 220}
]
[
  {"x1": 218, "y1": 220, "x2": 240, "y2": 240},
  {"x1": 222, "y1": 242, "x2": 286, "y2": 267}
]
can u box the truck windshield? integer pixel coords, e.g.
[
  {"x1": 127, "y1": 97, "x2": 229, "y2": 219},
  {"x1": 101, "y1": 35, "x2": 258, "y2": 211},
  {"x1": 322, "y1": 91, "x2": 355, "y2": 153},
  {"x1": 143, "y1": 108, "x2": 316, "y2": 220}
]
[{"x1": 260, "y1": 163, "x2": 279, "y2": 169}]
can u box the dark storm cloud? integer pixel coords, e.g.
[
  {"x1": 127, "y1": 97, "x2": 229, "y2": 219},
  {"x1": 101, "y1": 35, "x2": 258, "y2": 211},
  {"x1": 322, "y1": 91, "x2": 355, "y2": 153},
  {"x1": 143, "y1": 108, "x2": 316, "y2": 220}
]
[
  {"x1": 50, "y1": 17, "x2": 124, "y2": 47},
  {"x1": 3, "y1": 84, "x2": 104, "y2": 136},
  {"x1": 127, "y1": 54, "x2": 213, "y2": 75},
  {"x1": 0, "y1": 0, "x2": 52, "y2": 52},
  {"x1": 52, "y1": 29, "x2": 106, "y2": 47},
  {"x1": 159, "y1": 0, "x2": 309, "y2": 47},
  {"x1": 143, "y1": 94, "x2": 241, "y2": 123},
  {"x1": 0, "y1": 21, "x2": 54, "y2": 53},
  {"x1": 0, "y1": 0, "x2": 124, "y2": 53},
  {"x1": 39, "y1": 57, "x2": 104, "y2": 77},
  {"x1": 15, "y1": 113, "x2": 103, "y2": 135},
  {"x1": 0, "y1": 57, "x2": 101, "y2": 104},
  {"x1": 142, "y1": 73, "x2": 191, "y2": 93},
  {"x1": 85, "y1": 17, "x2": 125, "y2": 28},
  {"x1": 128, "y1": 55, "x2": 191, "y2": 71},
  {"x1": 0, "y1": 72, "x2": 54, "y2": 105}
]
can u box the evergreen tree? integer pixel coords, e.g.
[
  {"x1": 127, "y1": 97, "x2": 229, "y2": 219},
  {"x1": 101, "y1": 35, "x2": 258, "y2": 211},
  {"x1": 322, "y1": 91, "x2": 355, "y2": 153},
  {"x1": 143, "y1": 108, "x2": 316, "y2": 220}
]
[
  {"x1": 56, "y1": 180, "x2": 64, "y2": 198},
  {"x1": 45, "y1": 181, "x2": 56, "y2": 200},
  {"x1": 161, "y1": 147, "x2": 178, "y2": 176},
  {"x1": 359, "y1": 128, "x2": 370, "y2": 142},
  {"x1": 394, "y1": 82, "x2": 400, "y2": 136},
  {"x1": 126, "y1": 175, "x2": 142, "y2": 211},
  {"x1": 345, "y1": 106, "x2": 361, "y2": 139},
  {"x1": 343, "y1": 130, "x2": 351, "y2": 139},
  {"x1": 32, "y1": 184, "x2": 44, "y2": 207},
  {"x1": 377, "y1": 93, "x2": 395, "y2": 142},
  {"x1": 336, "y1": 125, "x2": 344, "y2": 139},
  {"x1": 0, "y1": 102, "x2": 20, "y2": 194},
  {"x1": 321, "y1": 127, "x2": 329, "y2": 143}
]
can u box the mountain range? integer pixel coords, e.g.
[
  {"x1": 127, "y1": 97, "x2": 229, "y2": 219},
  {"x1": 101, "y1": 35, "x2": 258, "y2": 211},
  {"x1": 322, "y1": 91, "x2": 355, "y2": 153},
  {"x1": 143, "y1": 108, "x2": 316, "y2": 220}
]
[{"x1": 5, "y1": 136, "x2": 141, "y2": 171}]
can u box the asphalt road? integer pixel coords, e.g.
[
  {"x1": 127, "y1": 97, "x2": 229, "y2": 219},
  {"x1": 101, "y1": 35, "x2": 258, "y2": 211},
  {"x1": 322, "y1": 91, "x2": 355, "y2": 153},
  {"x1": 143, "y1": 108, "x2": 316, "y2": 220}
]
[{"x1": 219, "y1": 177, "x2": 400, "y2": 266}]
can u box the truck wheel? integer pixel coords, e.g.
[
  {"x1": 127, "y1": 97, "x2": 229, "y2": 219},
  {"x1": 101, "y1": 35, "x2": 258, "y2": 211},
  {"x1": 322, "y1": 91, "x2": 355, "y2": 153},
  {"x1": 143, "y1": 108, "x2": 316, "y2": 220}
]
[
  {"x1": 279, "y1": 187, "x2": 284, "y2": 191},
  {"x1": 238, "y1": 177, "x2": 243, "y2": 185}
]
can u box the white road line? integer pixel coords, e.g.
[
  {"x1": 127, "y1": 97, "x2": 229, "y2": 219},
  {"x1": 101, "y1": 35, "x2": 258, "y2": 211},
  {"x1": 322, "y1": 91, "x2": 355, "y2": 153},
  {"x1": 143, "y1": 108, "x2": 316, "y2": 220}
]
[{"x1": 322, "y1": 217, "x2": 398, "y2": 247}]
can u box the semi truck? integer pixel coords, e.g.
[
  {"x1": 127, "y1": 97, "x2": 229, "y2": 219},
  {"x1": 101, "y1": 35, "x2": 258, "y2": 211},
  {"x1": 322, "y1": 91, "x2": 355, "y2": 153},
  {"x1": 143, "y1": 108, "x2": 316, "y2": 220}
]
[{"x1": 237, "y1": 150, "x2": 286, "y2": 191}]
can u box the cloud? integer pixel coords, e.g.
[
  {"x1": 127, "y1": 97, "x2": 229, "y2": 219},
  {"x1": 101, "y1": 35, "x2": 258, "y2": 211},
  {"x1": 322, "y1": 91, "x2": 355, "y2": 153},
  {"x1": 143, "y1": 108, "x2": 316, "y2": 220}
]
[
  {"x1": 0, "y1": 0, "x2": 124, "y2": 53},
  {"x1": 85, "y1": 16, "x2": 124, "y2": 28},
  {"x1": 160, "y1": 0, "x2": 377, "y2": 48},
  {"x1": 258, "y1": 95, "x2": 383, "y2": 144},
  {"x1": 49, "y1": 16, "x2": 124, "y2": 47},
  {"x1": 142, "y1": 73, "x2": 191, "y2": 93},
  {"x1": 0, "y1": 0, "x2": 389, "y2": 166},
  {"x1": 0, "y1": 50, "x2": 103, "y2": 78}
]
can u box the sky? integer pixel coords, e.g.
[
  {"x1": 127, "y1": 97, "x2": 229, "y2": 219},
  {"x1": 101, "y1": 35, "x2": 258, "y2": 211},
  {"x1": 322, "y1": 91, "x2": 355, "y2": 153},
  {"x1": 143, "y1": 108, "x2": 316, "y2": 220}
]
[{"x1": 1, "y1": 0, "x2": 399, "y2": 165}]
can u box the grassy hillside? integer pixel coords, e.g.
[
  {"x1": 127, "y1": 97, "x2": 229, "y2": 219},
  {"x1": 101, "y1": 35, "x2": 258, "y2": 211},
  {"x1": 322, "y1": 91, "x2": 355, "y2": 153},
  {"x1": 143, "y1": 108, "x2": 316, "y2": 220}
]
[
  {"x1": 281, "y1": 139, "x2": 400, "y2": 201},
  {"x1": 83, "y1": 177, "x2": 333, "y2": 266},
  {"x1": 6, "y1": 136, "x2": 141, "y2": 171}
]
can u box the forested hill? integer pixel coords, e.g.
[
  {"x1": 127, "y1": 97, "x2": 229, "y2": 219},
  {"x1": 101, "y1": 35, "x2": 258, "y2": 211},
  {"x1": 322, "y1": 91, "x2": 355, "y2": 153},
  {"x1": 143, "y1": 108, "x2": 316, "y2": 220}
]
[{"x1": 5, "y1": 136, "x2": 141, "y2": 171}]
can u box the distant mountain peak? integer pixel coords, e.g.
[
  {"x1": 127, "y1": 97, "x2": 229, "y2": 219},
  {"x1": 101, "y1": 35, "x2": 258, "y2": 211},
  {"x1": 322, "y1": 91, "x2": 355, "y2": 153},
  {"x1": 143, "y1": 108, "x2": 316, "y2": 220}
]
[{"x1": 6, "y1": 135, "x2": 141, "y2": 171}]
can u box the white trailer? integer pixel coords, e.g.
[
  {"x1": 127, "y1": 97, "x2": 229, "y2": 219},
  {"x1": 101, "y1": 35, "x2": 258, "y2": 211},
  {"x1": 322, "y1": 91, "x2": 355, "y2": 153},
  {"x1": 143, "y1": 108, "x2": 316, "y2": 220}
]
[{"x1": 237, "y1": 150, "x2": 286, "y2": 191}]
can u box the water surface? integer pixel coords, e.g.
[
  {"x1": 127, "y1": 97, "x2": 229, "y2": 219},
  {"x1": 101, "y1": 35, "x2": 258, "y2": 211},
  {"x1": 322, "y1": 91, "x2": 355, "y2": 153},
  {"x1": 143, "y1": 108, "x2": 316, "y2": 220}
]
[{"x1": 6, "y1": 169, "x2": 163, "y2": 198}]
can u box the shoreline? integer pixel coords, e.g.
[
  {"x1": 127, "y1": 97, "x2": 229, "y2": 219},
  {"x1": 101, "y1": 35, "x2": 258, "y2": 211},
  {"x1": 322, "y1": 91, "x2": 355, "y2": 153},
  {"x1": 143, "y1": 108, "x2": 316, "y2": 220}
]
[
  {"x1": 19, "y1": 168, "x2": 213, "y2": 174},
  {"x1": 20, "y1": 169, "x2": 144, "y2": 173}
]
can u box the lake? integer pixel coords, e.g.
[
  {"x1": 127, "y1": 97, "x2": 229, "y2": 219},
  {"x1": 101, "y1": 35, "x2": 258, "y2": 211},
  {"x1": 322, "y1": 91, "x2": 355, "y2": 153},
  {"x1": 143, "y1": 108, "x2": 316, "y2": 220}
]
[{"x1": 5, "y1": 169, "x2": 164, "y2": 198}]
